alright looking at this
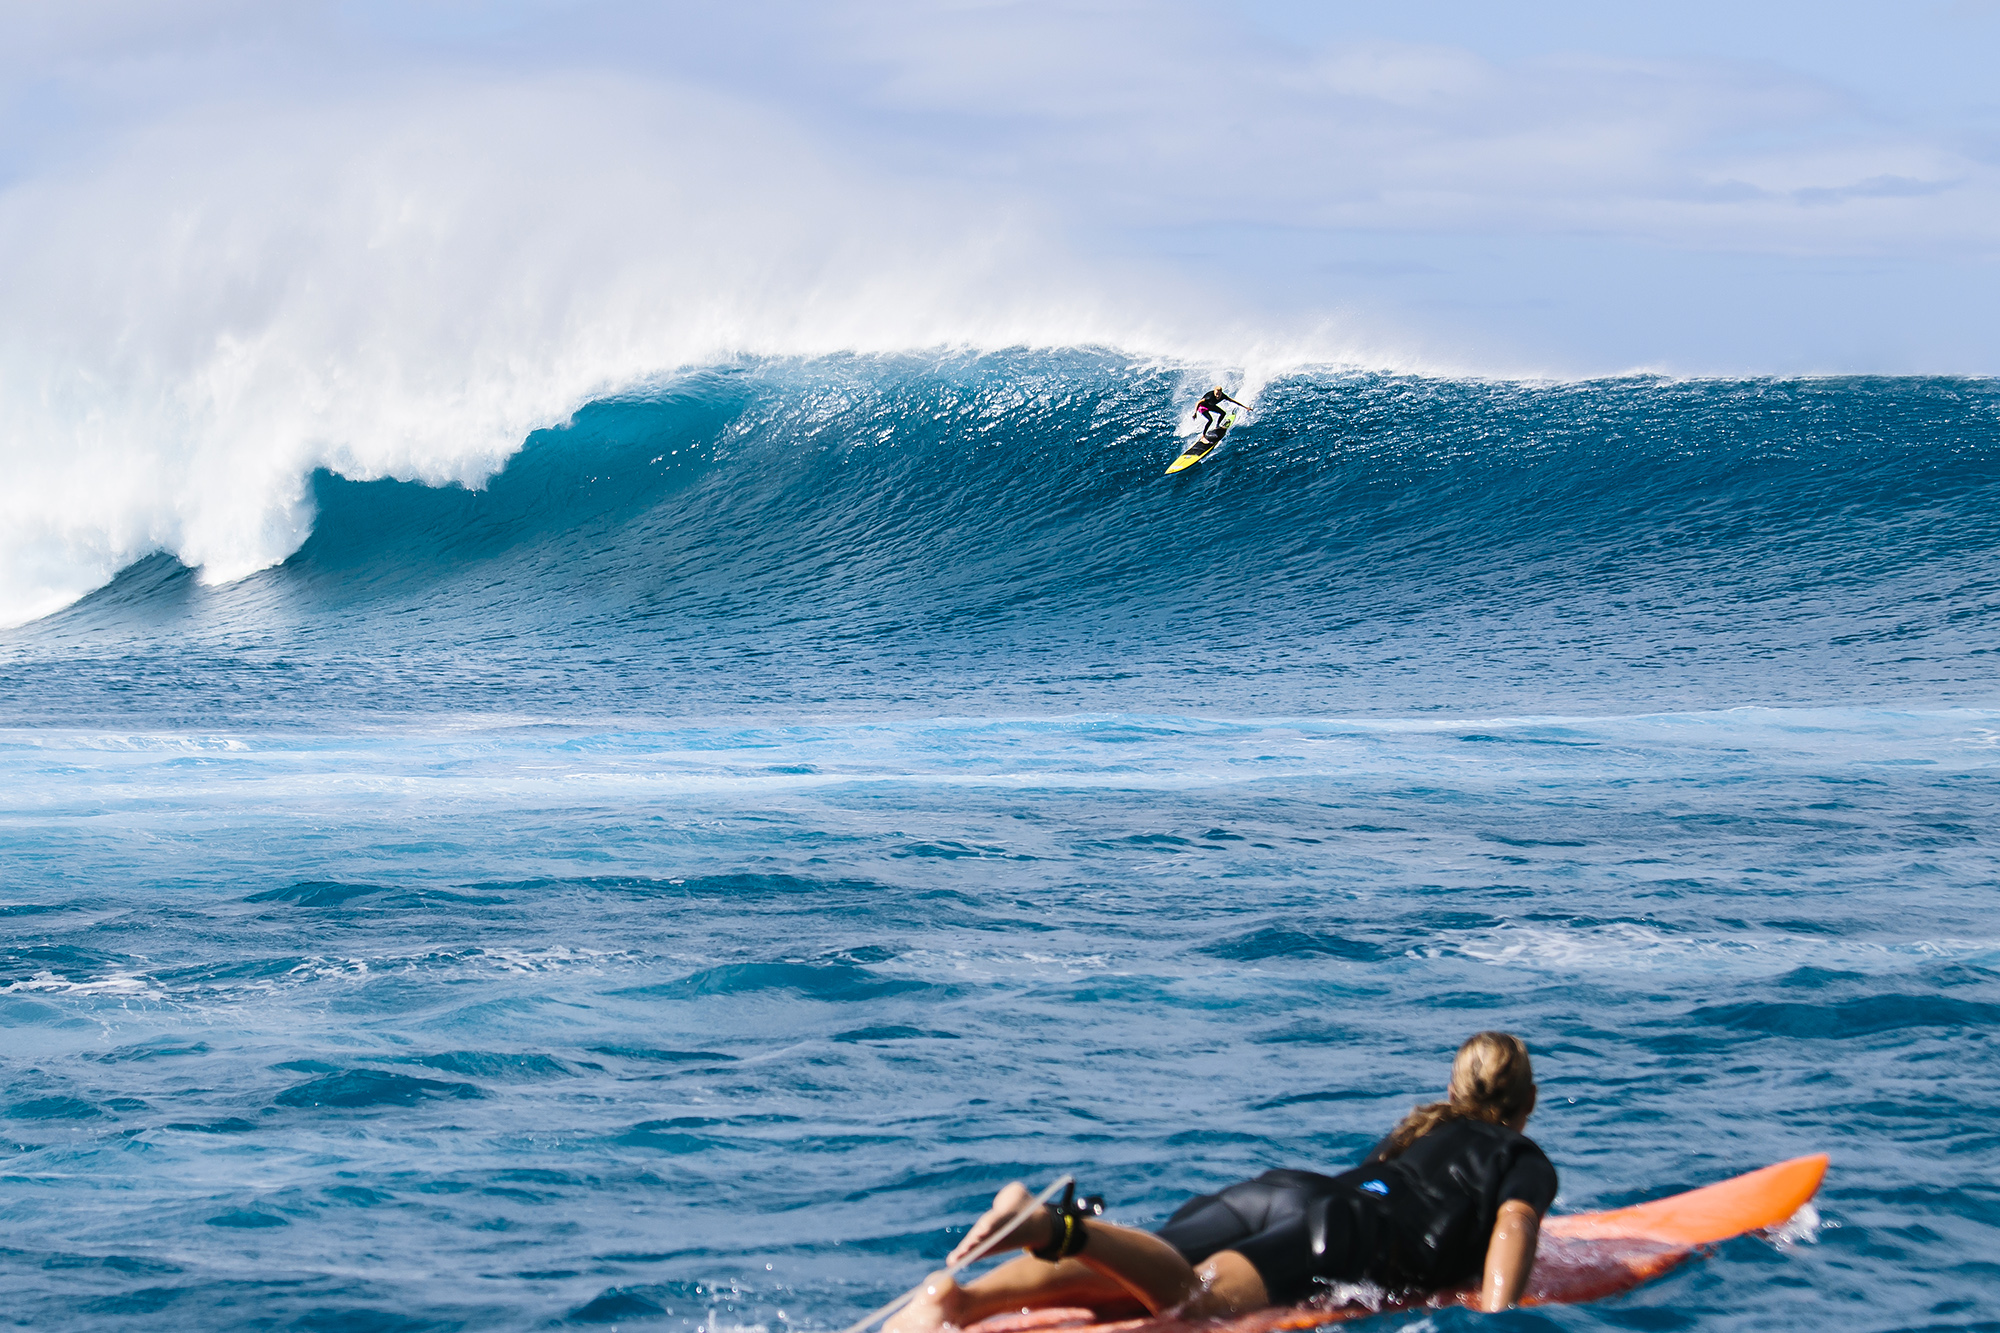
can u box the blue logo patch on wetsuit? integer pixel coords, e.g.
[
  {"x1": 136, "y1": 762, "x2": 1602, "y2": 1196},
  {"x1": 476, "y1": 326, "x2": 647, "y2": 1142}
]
[{"x1": 1359, "y1": 1179, "x2": 1390, "y2": 1196}]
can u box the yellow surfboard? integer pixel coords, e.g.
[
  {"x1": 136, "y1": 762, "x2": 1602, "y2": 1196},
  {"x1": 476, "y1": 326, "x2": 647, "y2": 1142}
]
[{"x1": 1166, "y1": 412, "x2": 1239, "y2": 474}]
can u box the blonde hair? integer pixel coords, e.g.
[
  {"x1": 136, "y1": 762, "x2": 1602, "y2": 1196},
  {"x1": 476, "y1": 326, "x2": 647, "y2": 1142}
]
[{"x1": 1377, "y1": 1031, "x2": 1537, "y2": 1160}]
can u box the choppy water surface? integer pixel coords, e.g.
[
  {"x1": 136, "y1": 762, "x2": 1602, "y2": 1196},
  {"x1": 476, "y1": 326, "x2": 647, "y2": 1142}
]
[{"x1": 3, "y1": 360, "x2": 1998, "y2": 1331}]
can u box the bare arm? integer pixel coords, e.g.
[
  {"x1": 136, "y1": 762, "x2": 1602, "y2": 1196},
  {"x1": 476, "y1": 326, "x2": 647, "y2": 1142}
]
[{"x1": 1478, "y1": 1200, "x2": 1541, "y2": 1313}]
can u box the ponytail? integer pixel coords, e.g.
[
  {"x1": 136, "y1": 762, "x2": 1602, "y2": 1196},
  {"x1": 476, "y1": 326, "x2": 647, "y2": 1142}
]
[{"x1": 1376, "y1": 1031, "x2": 1536, "y2": 1161}]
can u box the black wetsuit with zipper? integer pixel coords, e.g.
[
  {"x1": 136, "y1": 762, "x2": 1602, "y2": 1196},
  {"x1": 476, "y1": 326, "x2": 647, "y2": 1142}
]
[{"x1": 1151, "y1": 1119, "x2": 1557, "y2": 1303}]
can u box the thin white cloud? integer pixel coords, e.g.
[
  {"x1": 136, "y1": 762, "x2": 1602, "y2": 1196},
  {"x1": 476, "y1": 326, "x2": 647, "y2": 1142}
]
[{"x1": 795, "y1": 6, "x2": 1999, "y2": 257}]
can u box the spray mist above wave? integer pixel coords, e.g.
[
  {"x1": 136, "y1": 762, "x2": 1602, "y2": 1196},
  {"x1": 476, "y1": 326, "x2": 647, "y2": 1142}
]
[{"x1": 0, "y1": 73, "x2": 1399, "y2": 629}]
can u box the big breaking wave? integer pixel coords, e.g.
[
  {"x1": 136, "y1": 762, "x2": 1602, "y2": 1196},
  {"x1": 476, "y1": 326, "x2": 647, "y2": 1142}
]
[
  {"x1": 0, "y1": 73, "x2": 1424, "y2": 630},
  {"x1": 10, "y1": 353, "x2": 1997, "y2": 723}
]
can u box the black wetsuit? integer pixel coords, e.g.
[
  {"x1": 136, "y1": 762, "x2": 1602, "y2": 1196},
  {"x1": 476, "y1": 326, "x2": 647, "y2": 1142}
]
[
  {"x1": 1152, "y1": 1120, "x2": 1557, "y2": 1303},
  {"x1": 1194, "y1": 391, "x2": 1239, "y2": 436}
]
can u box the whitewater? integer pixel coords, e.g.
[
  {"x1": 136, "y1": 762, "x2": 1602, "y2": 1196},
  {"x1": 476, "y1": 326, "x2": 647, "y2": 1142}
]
[{"x1": 4, "y1": 354, "x2": 1998, "y2": 1333}]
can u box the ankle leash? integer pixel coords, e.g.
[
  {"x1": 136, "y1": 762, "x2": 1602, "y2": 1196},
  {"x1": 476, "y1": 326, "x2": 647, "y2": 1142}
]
[{"x1": 1030, "y1": 1180, "x2": 1105, "y2": 1261}]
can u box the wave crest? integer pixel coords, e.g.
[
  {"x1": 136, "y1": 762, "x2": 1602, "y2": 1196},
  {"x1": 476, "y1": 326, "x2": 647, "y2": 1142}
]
[{"x1": 0, "y1": 75, "x2": 1268, "y2": 628}]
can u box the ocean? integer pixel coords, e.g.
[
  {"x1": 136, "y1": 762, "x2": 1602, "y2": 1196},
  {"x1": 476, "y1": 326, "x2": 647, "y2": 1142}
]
[{"x1": 2, "y1": 354, "x2": 1996, "y2": 1331}]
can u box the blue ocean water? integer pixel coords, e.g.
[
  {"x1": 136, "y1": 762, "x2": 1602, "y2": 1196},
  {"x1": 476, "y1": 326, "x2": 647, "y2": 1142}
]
[{"x1": 2, "y1": 356, "x2": 1997, "y2": 1331}]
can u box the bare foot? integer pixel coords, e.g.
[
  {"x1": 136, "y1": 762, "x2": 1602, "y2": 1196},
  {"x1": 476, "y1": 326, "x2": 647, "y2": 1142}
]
[
  {"x1": 883, "y1": 1271, "x2": 964, "y2": 1333},
  {"x1": 946, "y1": 1182, "x2": 1058, "y2": 1267}
]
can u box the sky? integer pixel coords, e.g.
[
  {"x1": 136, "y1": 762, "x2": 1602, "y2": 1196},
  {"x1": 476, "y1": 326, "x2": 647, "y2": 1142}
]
[
  {"x1": 1, "y1": 1, "x2": 1998, "y2": 625},
  {"x1": 4, "y1": 0, "x2": 1998, "y2": 375}
]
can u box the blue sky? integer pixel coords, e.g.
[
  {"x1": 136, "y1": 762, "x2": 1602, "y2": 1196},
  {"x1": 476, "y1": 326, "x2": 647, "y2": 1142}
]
[{"x1": 6, "y1": 0, "x2": 1998, "y2": 373}]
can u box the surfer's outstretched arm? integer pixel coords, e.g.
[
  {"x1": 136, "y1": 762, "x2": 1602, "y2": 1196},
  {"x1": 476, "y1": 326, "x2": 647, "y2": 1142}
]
[{"x1": 884, "y1": 1183, "x2": 1269, "y2": 1333}]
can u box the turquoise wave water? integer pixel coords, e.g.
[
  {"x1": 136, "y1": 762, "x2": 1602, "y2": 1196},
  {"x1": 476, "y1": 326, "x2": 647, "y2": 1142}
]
[{"x1": 2, "y1": 356, "x2": 1997, "y2": 1331}]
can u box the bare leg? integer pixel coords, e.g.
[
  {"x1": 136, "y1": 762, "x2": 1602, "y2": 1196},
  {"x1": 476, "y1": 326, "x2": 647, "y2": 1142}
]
[
  {"x1": 883, "y1": 1255, "x2": 1138, "y2": 1333},
  {"x1": 884, "y1": 1184, "x2": 1272, "y2": 1333}
]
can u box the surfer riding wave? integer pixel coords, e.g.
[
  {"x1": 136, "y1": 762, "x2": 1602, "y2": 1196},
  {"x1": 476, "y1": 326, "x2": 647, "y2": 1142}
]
[
  {"x1": 1193, "y1": 386, "x2": 1246, "y2": 437},
  {"x1": 884, "y1": 1032, "x2": 1553, "y2": 1329}
]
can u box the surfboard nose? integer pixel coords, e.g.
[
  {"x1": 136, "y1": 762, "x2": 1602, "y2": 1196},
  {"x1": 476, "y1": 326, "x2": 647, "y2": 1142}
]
[{"x1": 1542, "y1": 1154, "x2": 1829, "y2": 1246}]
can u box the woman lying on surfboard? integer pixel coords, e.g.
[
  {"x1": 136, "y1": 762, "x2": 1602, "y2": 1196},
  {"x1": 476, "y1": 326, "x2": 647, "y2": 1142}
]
[{"x1": 886, "y1": 1031, "x2": 1554, "y2": 1330}]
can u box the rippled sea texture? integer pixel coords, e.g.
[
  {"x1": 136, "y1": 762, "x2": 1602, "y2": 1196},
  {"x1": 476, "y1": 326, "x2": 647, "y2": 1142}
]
[{"x1": 3, "y1": 359, "x2": 1997, "y2": 1331}]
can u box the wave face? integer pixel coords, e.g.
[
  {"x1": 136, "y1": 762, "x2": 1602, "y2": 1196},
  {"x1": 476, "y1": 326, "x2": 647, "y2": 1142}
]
[{"x1": 6, "y1": 355, "x2": 1998, "y2": 722}]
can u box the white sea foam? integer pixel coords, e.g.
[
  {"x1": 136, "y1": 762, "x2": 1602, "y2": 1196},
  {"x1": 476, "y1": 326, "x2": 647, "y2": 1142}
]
[
  {"x1": 1762, "y1": 1201, "x2": 1825, "y2": 1248},
  {"x1": 1430, "y1": 922, "x2": 2000, "y2": 975},
  {"x1": 4, "y1": 707, "x2": 1998, "y2": 822},
  {"x1": 1307, "y1": 1279, "x2": 1392, "y2": 1312},
  {"x1": 3, "y1": 970, "x2": 160, "y2": 998}
]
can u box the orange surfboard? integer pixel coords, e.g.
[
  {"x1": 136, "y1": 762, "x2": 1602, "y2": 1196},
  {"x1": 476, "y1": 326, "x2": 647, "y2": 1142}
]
[{"x1": 963, "y1": 1155, "x2": 1827, "y2": 1333}]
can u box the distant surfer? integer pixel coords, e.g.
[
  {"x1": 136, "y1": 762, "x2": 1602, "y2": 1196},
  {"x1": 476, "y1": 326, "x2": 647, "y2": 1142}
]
[
  {"x1": 884, "y1": 1032, "x2": 1554, "y2": 1328},
  {"x1": 1192, "y1": 386, "x2": 1247, "y2": 437}
]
